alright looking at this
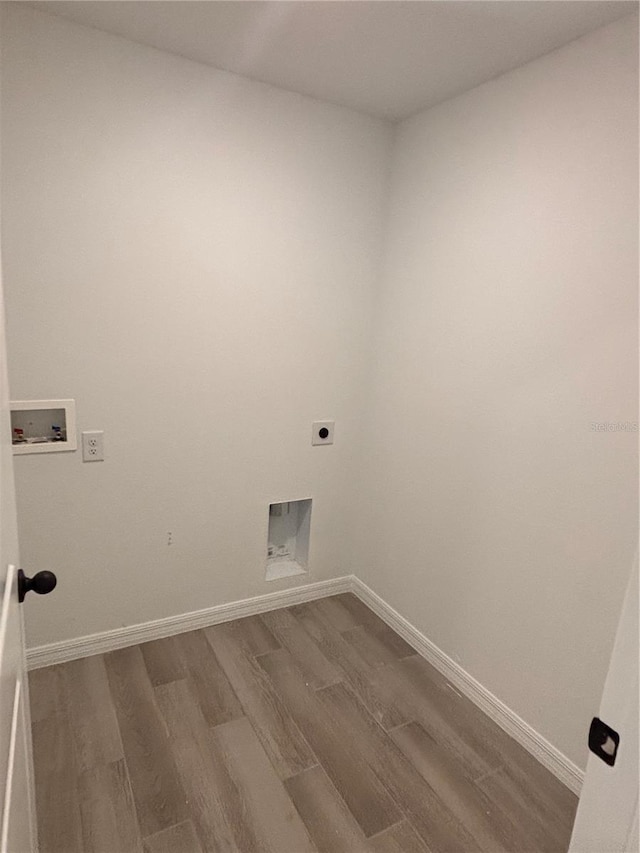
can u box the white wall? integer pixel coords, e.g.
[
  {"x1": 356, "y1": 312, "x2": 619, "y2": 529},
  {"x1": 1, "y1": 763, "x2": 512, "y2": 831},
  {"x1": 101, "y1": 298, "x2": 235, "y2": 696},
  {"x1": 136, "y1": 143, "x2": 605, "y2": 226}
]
[
  {"x1": 353, "y1": 15, "x2": 638, "y2": 770},
  {"x1": 0, "y1": 6, "x2": 391, "y2": 647}
]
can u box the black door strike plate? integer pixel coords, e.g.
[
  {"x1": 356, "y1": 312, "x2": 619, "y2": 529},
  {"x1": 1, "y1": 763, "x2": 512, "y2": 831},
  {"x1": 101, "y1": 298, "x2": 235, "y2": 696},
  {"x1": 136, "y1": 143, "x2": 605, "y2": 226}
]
[{"x1": 588, "y1": 717, "x2": 620, "y2": 767}]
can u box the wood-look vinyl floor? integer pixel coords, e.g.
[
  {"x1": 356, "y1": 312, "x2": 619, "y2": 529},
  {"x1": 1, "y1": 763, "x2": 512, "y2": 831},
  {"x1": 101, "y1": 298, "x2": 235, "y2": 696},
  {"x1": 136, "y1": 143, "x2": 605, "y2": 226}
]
[{"x1": 29, "y1": 593, "x2": 578, "y2": 853}]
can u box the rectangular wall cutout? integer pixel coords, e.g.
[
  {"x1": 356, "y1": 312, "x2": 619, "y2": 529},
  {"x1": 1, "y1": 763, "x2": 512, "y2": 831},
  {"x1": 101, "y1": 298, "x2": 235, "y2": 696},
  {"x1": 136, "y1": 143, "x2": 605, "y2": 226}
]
[
  {"x1": 10, "y1": 399, "x2": 77, "y2": 455},
  {"x1": 266, "y1": 499, "x2": 311, "y2": 582}
]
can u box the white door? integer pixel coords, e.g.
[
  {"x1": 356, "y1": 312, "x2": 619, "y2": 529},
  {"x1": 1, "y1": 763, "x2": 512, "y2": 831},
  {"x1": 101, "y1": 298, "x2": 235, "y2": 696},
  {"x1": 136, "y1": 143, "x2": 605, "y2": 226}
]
[
  {"x1": 569, "y1": 553, "x2": 639, "y2": 853},
  {"x1": 0, "y1": 258, "x2": 37, "y2": 847}
]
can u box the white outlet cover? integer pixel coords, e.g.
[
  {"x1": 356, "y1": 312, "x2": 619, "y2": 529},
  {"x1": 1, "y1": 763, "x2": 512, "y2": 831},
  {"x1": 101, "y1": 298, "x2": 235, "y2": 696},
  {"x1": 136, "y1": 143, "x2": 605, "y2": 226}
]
[
  {"x1": 312, "y1": 421, "x2": 334, "y2": 446},
  {"x1": 82, "y1": 430, "x2": 105, "y2": 462}
]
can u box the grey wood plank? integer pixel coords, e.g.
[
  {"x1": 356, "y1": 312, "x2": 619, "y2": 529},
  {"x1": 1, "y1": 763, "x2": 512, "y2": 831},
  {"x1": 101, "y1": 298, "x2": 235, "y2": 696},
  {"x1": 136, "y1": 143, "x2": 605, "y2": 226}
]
[
  {"x1": 331, "y1": 593, "x2": 392, "y2": 633},
  {"x1": 389, "y1": 652, "x2": 577, "y2": 830},
  {"x1": 476, "y1": 764, "x2": 577, "y2": 852},
  {"x1": 483, "y1": 734, "x2": 578, "y2": 832},
  {"x1": 258, "y1": 648, "x2": 401, "y2": 838},
  {"x1": 104, "y1": 646, "x2": 189, "y2": 837},
  {"x1": 342, "y1": 624, "x2": 415, "y2": 668},
  {"x1": 391, "y1": 654, "x2": 516, "y2": 771},
  {"x1": 376, "y1": 655, "x2": 500, "y2": 779},
  {"x1": 292, "y1": 595, "x2": 360, "y2": 633},
  {"x1": 367, "y1": 821, "x2": 431, "y2": 853},
  {"x1": 315, "y1": 680, "x2": 483, "y2": 853},
  {"x1": 333, "y1": 596, "x2": 415, "y2": 658},
  {"x1": 172, "y1": 629, "x2": 243, "y2": 726},
  {"x1": 213, "y1": 716, "x2": 317, "y2": 853},
  {"x1": 28, "y1": 664, "x2": 67, "y2": 722},
  {"x1": 384, "y1": 648, "x2": 579, "y2": 834},
  {"x1": 77, "y1": 759, "x2": 142, "y2": 853},
  {"x1": 217, "y1": 613, "x2": 281, "y2": 656},
  {"x1": 32, "y1": 712, "x2": 83, "y2": 853},
  {"x1": 205, "y1": 621, "x2": 317, "y2": 779},
  {"x1": 377, "y1": 625, "x2": 415, "y2": 659},
  {"x1": 284, "y1": 765, "x2": 369, "y2": 853},
  {"x1": 140, "y1": 637, "x2": 187, "y2": 686},
  {"x1": 64, "y1": 655, "x2": 124, "y2": 772},
  {"x1": 154, "y1": 678, "x2": 257, "y2": 852},
  {"x1": 143, "y1": 821, "x2": 204, "y2": 853},
  {"x1": 292, "y1": 601, "x2": 410, "y2": 729},
  {"x1": 391, "y1": 722, "x2": 523, "y2": 852},
  {"x1": 260, "y1": 607, "x2": 342, "y2": 689}
]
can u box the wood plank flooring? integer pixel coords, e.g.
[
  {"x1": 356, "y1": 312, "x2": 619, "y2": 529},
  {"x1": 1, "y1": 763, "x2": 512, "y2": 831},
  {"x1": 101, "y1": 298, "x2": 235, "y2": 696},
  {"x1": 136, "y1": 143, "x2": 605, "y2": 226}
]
[{"x1": 28, "y1": 593, "x2": 578, "y2": 852}]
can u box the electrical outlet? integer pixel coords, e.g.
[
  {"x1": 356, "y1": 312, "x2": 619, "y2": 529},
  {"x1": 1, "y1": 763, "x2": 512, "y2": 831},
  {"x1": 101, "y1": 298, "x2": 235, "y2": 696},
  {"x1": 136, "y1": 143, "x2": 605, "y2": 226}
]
[
  {"x1": 312, "y1": 421, "x2": 335, "y2": 446},
  {"x1": 82, "y1": 430, "x2": 104, "y2": 462}
]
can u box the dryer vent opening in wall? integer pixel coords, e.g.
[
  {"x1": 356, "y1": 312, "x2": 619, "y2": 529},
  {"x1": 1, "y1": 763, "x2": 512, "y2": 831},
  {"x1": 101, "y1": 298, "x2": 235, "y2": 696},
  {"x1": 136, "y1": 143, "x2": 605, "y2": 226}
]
[{"x1": 266, "y1": 499, "x2": 311, "y2": 582}]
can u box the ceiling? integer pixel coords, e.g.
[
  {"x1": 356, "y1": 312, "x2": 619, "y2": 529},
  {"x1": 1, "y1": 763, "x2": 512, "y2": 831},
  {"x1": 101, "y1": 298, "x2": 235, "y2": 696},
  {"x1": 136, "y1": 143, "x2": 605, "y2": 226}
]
[{"x1": 27, "y1": 1, "x2": 637, "y2": 121}]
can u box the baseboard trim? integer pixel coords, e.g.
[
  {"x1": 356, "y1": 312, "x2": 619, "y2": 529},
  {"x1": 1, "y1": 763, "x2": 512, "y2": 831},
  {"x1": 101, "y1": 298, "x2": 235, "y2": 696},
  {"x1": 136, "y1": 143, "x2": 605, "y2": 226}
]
[
  {"x1": 26, "y1": 571, "x2": 583, "y2": 795},
  {"x1": 26, "y1": 575, "x2": 352, "y2": 671},
  {"x1": 351, "y1": 576, "x2": 584, "y2": 796}
]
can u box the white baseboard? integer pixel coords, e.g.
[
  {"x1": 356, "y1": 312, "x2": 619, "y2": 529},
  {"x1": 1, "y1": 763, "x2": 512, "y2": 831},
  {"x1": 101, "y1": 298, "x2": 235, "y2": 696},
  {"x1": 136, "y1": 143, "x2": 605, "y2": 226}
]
[
  {"x1": 350, "y1": 576, "x2": 584, "y2": 796},
  {"x1": 25, "y1": 575, "x2": 352, "y2": 671},
  {"x1": 26, "y1": 571, "x2": 583, "y2": 795}
]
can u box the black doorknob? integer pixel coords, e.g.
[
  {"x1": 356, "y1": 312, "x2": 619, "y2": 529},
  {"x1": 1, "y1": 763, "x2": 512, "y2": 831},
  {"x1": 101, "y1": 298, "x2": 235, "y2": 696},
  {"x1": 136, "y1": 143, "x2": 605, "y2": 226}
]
[{"x1": 18, "y1": 569, "x2": 57, "y2": 603}]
